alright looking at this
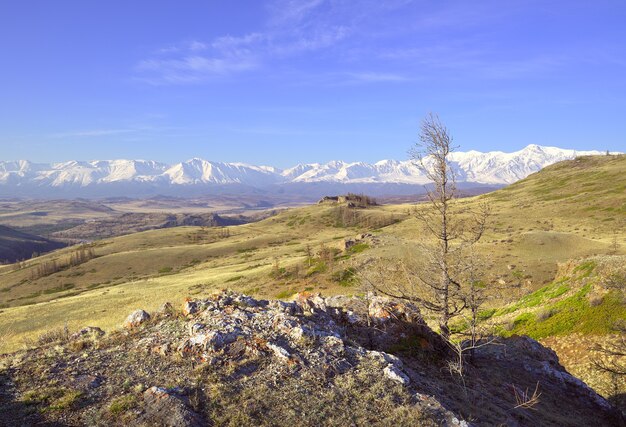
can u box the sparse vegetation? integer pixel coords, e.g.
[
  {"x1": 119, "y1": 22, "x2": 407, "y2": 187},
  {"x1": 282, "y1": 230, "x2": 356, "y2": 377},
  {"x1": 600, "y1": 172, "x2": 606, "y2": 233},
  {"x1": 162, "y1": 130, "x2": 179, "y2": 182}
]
[
  {"x1": 21, "y1": 387, "x2": 82, "y2": 412},
  {"x1": 109, "y1": 394, "x2": 138, "y2": 415},
  {"x1": 0, "y1": 154, "x2": 623, "y2": 424}
]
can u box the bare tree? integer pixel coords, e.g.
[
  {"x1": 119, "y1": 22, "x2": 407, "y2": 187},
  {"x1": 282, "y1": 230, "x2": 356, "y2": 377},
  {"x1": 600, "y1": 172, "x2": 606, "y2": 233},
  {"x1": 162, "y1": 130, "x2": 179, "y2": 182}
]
[
  {"x1": 367, "y1": 113, "x2": 489, "y2": 339},
  {"x1": 458, "y1": 246, "x2": 490, "y2": 345}
]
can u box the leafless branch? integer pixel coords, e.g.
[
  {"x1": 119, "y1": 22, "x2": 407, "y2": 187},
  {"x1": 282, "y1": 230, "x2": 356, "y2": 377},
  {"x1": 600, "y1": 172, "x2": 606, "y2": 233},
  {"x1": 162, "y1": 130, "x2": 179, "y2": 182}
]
[{"x1": 513, "y1": 382, "x2": 542, "y2": 410}]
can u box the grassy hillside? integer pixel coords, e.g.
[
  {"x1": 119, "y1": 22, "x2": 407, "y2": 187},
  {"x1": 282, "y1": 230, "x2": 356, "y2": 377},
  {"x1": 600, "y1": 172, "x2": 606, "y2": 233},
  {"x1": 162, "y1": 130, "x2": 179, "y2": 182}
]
[
  {"x1": 478, "y1": 154, "x2": 625, "y2": 244},
  {"x1": 0, "y1": 225, "x2": 66, "y2": 264},
  {"x1": 488, "y1": 154, "x2": 626, "y2": 216},
  {"x1": 0, "y1": 204, "x2": 406, "y2": 352},
  {"x1": 375, "y1": 155, "x2": 625, "y2": 292},
  {"x1": 0, "y1": 155, "x2": 623, "y2": 356},
  {"x1": 471, "y1": 256, "x2": 626, "y2": 408}
]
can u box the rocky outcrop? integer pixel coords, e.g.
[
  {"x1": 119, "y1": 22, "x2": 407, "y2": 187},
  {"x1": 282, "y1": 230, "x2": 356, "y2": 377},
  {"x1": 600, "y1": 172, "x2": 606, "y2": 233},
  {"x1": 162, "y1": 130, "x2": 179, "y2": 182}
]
[
  {"x1": 169, "y1": 291, "x2": 419, "y2": 386},
  {"x1": 1, "y1": 291, "x2": 623, "y2": 426}
]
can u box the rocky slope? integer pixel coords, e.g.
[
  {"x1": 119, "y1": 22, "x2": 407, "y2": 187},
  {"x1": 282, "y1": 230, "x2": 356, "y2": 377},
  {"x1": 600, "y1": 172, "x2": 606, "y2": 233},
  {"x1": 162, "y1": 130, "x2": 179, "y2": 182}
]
[{"x1": 1, "y1": 291, "x2": 622, "y2": 426}]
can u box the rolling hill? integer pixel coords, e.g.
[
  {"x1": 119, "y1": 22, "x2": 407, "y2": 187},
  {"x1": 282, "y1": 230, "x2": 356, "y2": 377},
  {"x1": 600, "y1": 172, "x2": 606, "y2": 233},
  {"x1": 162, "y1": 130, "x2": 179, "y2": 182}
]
[{"x1": 0, "y1": 154, "x2": 623, "y2": 416}]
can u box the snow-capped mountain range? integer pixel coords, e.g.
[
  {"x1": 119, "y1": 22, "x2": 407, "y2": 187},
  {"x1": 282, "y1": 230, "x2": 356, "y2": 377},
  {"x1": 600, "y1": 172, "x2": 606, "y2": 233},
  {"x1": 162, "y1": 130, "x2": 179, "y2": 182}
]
[{"x1": 0, "y1": 145, "x2": 610, "y2": 199}]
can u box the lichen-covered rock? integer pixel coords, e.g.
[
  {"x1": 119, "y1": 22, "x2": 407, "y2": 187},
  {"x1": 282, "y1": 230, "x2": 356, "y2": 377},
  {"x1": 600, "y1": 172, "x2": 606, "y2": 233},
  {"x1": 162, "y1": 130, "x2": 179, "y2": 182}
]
[
  {"x1": 367, "y1": 350, "x2": 404, "y2": 368},
  {"x1": 157, "y1": 302, "x2": 174, "y2": 315},
  {"x1": 384, "y1": 364, "x2": 410, "y2": 385},
  {"x1": 140, "y1": 387, "x2": 203, "y2": 427},
  {"x1": 123, "y1": 310, "x2": 151, "y2": 329},
  {"x1": 267, "y1": 343, "x2": 291, "y2": 361}
]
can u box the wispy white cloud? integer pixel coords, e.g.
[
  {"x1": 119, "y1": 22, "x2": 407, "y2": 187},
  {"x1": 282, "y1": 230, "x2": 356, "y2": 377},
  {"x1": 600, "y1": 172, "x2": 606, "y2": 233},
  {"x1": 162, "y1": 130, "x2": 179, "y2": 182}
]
[
  {"x1": 49, "y1": 125, "x2": 179, "y2": 139},
  {"x1": 134, "y1": 0, "x2": 603, "y2": 85},
  {"x1": 344, "y1": 72, "x2": 410, "y2": 83},
  {"x1": 50, "y1": 129, "x2": 137, "y2": 138},
  {"x1": 267, "y1": 0, "x2": 326, "y2": 26},
  {"x1": 136, "y1": 55, "x2": 258, "y2": 84},
  {"x1": 134, "y1": 0, "x2": 355, "y2": 84}
]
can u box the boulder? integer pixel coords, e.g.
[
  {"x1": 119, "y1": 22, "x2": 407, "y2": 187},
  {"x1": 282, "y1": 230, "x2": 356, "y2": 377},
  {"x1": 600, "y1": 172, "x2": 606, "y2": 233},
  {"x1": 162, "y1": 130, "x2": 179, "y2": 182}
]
[
  {"x1": 344, "y1": 239, "x2": 357, "y2": 250},
  {"x1": 140, "y1": 387, "x2": 203, "y2": 427},
  {"x1": 181, "y1": 300, "x2": 200, "y2": 316},
  {"x1": 123, "y1": 310, "x2": 151, "y2": 329},
  {"x1": 157, "y1": 302, "x2": 174, "y2": 315}
]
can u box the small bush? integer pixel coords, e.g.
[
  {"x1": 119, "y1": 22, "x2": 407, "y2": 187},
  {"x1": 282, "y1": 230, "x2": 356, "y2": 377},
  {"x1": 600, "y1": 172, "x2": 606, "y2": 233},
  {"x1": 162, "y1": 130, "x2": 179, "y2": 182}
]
[
  {"x1": 536, "y1": 307, "x2": 557, "y2": 321},
  {"x1": 332, "y1": 268, "x2": 357, "y2": 287},
  {"x1": 306, "y1": 261, "x2": 327, "y2": 277},
  {"x1": 37, "y1": 324, "x2": 70, "y2": 345},
  {"x1": 502, "y1": 320, "x2": 516, "y2": 332},
  {"x1": 42, "y1": 283, "x2": 75, "y2": 295},
  {"x1": 237, "y1": 247, "x2": 258, "y2": 254},
  {"x1": 589, "y1": 294, "x2": 604, "y2": 306}
]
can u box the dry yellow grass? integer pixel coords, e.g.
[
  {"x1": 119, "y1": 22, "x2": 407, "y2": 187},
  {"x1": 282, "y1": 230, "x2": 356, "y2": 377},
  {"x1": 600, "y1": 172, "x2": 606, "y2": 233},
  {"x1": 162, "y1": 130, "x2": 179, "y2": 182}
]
[{"x1": 0, "y1": 155, "x2": 624, "y2": 353}]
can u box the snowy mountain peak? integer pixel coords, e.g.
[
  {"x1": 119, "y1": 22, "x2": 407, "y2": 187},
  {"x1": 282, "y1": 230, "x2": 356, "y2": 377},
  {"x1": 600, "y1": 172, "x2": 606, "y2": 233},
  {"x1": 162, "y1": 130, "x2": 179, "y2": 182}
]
[{"x1": 0, "y1": 145, "x2": 612, "y2": 197}]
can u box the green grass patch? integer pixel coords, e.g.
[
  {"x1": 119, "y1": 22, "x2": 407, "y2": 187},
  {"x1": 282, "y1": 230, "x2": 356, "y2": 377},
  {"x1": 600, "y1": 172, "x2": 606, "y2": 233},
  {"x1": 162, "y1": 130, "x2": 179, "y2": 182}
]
[
  {"x1": 276, "y1": 289, "x2": 298, "y2": 299},
  {"x1": 572, "y1": 260, "x2": 596, "y2": 278},
  {"x1": 513, "y1": 312, "x2": 535, "y2": 327},
  {"x1": 109, "y1": 394, "x2": 138, "y2": 415},
  {"x1": 22, "y1": 387, "x2": 82, "y2": 411},
  {"x1": 477, "y1": 308, "x2": 497, "y2": 321},
  {"x1": 306, "y1": 261, "x2": 327, "y2": 277},
  {"x1": 499, "y1": 285, "x2": 626, "y2": 339},
  {"x1": 347, "y1": 243, "x2": 370, "y2": 254},
  {"x1": 495, "y1": 280, "x2": 571, "y2": 316}
]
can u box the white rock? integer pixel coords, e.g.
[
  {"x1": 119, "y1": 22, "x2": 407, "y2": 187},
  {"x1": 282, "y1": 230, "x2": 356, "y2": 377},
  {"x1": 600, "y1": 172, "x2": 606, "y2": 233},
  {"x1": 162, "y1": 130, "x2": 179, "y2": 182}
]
[
  {"x1": 384, "y1": 364, "x2": 410, "y2": 385},
  {"x1": 267, "y1": 343, "x2": 291, "y2": 361}
]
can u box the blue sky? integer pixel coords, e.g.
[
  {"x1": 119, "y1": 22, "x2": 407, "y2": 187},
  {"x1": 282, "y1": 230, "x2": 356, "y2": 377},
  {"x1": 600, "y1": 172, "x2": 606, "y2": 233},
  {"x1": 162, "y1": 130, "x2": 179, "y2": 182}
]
[{"x1": 1, "y1": 0, "x2": 625, "y2": 167}]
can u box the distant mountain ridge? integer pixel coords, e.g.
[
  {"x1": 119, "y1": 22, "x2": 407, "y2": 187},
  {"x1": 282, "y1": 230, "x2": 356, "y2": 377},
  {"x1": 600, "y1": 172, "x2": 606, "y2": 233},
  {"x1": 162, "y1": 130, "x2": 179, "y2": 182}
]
[{"x1": 0, "y1": 145, "x2": 610, "y2": 198}]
